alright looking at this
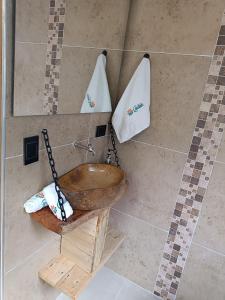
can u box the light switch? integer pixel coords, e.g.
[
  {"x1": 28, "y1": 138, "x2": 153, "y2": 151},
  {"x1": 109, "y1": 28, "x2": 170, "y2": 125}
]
[
  {"x1": 24, "y1": 136, "x2": 39, "y2": 165},
  {"x1": 95, "y1": 125, "x2": 107, "y2": 137}
]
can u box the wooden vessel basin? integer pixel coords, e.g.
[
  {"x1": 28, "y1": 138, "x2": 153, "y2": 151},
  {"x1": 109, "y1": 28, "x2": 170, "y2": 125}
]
[{"x1": 59, "y1": 163, "x2": 127, "y2": 210}]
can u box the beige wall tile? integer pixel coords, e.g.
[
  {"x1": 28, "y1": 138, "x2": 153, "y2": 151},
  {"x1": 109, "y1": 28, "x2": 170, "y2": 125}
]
[
  {"x1": 117, "y1": 52, "x2": 210, "y2": 153},
  {"x1": 114, "y1": 141, "x2": 186, "y2": 230},
  {"x1": 58, "y1": 47, "x2": 122, "y2": 114},
  {"x1": 106, "y1": 51, "x2": 124, "y2": 104},
  {"x1": 125, "y1": 0, "x2": 224, "y2": 55},
  {"x1": 5, "y1": 240, "x2": 60, "y2": 300},
  {"x1": 216, "y1": 134, "x2": 225, "y2": 162},
  {"x1": 5, "y1": 217, "x2": 58, "y2": 273},
  {"x1": 15, "y1": 0, "x2": 48, "y2": 43},
  {"x1": 194, "y1": 162, "x2": 225, "y2": 253},
  {"x1": 106, "y1": 209, "x2": 167, "y2": 291},
  {"x1": 13, "y1": 43, "x2": 46, "y2": 116},
  {"x1": 89, "y1": 112, "x2": 110, "y2": 138},
  {"x1": 4, "y1": 145, "x2": 85, "y2": 271},
  {"x1": 6, "y1": 113, "x2": 90, "y2": 157},
  {"x1": 64, "y1": 0, "x2": 130, "y2": 49},
  {"x1": 86, "y1": 136, "x2": 109, "y2": 163},
  {"x1": 176, "y1": 244, "x2": 225, "y2": 300}
]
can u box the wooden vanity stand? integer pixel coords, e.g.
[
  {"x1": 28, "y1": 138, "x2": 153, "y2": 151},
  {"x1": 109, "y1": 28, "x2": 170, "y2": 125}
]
[{"x1": 31, "y1": 207, "x2": 124, "y2": 299}]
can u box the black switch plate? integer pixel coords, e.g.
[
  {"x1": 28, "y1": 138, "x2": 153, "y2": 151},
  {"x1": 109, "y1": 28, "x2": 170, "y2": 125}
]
[
  {"x1": 24, "y1": 136, "x2": 39, "y2": 165},
  {"x1": 95, "y1": 125, "x2": 107, "y2": 137}
]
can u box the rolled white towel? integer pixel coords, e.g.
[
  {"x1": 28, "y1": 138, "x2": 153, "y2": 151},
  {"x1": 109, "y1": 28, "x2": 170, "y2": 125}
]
[
  {"x1": 43, "y1": 183, "x2": 73, "y2": 220},
  {"x1": 24, "y1": 191, "x2": 48, "y2": 213}
]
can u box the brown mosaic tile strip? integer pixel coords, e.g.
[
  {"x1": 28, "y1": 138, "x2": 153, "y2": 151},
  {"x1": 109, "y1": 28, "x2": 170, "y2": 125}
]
[
  {"x1": 43, "y1": 0, "x2": 66, "y2": 115},
  {"x1": 153, "y1": 12, "x2": 225, "y2": 300}
]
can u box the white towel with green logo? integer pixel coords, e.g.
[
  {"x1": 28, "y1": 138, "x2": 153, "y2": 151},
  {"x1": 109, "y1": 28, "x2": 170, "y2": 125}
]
[
  {"x1": 112, "y1": 57, "x2": 150, "y2": 143},
  {"x1": 80, "y1": 53, "x2": 112, "y2": 113}
]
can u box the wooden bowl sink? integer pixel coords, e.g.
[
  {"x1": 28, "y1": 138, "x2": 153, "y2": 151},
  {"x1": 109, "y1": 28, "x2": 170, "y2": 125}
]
[{"x1": 59, "y1": 163, "x2": 127, "y2": 210}]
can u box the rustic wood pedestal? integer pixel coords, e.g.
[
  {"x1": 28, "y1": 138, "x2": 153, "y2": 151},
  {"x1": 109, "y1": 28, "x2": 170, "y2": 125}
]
[{"x1": 31, "y1": 207, "x2": 124, "y2": 299}]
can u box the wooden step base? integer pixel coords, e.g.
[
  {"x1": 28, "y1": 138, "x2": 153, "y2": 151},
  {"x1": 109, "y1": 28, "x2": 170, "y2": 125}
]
[{"x1": 39, "y1": 229, "x2": 124, "y2": 299}]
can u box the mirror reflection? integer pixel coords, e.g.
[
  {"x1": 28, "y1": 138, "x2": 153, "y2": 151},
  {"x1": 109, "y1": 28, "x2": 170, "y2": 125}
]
[{"x1": 13, "y1": 0, "x2": 130, "y2": 116}]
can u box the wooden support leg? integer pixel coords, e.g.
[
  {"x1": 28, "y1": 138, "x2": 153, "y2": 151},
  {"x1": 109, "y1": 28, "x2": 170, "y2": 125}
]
[
  {"x1": 61, "y1": 208, "x2": 110, "y2": 273},
  {"x1": 92, "y1": 208, "x2": 110, "y2": 271},
  {"x1": 38, "y1": 208, "x2": 125, "y2": 299}
]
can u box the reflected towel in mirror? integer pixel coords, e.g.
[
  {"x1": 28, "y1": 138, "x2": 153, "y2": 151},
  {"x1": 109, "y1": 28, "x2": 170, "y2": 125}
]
[{"x1": 80, "y1": 53, "x2": 112, "y2": 113}]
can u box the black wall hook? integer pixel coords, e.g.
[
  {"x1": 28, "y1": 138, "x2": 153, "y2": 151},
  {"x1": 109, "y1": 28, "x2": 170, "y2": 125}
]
[
  {"x1": 143, "y1": 53, "x2": 150, "y2": 59},
  {"x1": 102, "y1": 50, "x2": 107, "y2": 56}
]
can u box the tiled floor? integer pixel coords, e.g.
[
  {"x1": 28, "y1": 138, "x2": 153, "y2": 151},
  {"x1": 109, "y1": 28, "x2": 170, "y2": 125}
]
[{"x1": 56, "y1": 267, "x2": 157, "y2": 300}]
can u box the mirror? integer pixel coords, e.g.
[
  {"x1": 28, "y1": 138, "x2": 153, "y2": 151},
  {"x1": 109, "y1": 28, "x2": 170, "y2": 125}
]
[{"x1": 13, "y1": 0, "x2": 130, "y2": 116}]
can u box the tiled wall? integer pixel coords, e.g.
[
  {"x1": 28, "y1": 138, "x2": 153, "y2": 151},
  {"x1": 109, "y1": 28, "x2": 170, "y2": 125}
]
[
  {"x1": 153, "y1": 10, "x2": 225, "y2": 298},
  {"x1": 4, "y1": 0, "x2": 129, "y2": 299},
  {"x1": 5, "y1": 1, "x2": 225, "y2": 300},
  {"x1": 107, "y1": 1, "x2": 225, "y2": 300}
]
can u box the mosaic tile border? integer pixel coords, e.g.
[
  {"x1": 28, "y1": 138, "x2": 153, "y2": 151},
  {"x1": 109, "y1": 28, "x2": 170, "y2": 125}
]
[
  {"x1": 43, "y1": 0, "x2": 66, "y2": 115},
  {"x1": 154, "y1": 12, "x2": 225, "y2": 300}
]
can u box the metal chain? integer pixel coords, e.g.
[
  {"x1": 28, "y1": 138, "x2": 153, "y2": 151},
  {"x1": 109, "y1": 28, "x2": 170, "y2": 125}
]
[
  {"x1": 42, "y1": 129, "x2": 67, "y2": 222},
  {"x1": 108, "y1": 122, "x2": 120, "y2": 167}
]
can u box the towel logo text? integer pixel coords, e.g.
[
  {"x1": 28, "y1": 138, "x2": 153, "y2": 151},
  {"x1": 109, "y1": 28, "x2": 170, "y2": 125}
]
[
  {"x1": 127, "y1": 103, "x2": 144, "y2": 116},
  {"x1": 87, "y1": 94, "x2": 96, "y2": 108}
]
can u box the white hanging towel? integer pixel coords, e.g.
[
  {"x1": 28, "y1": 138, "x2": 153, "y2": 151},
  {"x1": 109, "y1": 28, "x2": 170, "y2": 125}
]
[
  {"x1": 80, "y1": 53, "x2": 112, "y2": 113},
  {"x1": 112, "y1": 56, "x2": 150, "y2": 143}
]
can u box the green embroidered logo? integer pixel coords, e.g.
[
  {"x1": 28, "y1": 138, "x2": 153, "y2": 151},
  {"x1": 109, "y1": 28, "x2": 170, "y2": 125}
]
[
  {"x1": 127, "y1": 103, "x2": 144, "y2": 116},
  {"x1": 87, "y1": 94, "x2": 96, "y2": 108},
  {"x1": 50, "y1": 205, "x2": 57, "y2": 215}
]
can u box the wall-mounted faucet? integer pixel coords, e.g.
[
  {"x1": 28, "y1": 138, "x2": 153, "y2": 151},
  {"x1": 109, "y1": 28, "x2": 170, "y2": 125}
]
[{"x1": 73, "y1": 141, "x2": 95, "y2": 156}]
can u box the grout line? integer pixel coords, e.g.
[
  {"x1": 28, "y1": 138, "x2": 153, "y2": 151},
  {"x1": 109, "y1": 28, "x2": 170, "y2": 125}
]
[
  {"x1": 5, "y1": 237, "x2": 58, "y2": 275},
  {"x1": 5, "y1": 136, "x2": 108, "y2": 161},
  {"x1": 5, "y1": 153, "x2": 23, "y2": 160},
  {"x1": 15, "y1": 41, "x2": 47, "y2": 45},
  {"x1": 111, "y1": 208, "x2": 169, "y2": 234},
  {"x1": 214, "y1": 159, "x2": 225, "y2": 166},
  {"x1": 192, "y1": 241, "x2": 225, "y2": 258},
  {"x1": 123, "y1": 48, "x2": 213, "y2": 58},
  {"x1": 113, "y1": 208, "x2": 225, "y2": 259},
  {"x1": 73, "y1": 138, "x2": 89, "y2": 143},
  {"x1": 40, "y1": 142, "x2": 73, "y2": 152},
  {"x1": 15, "y1": 41, "x2": 213, "y2": 58},
  {"x1": 16, "y1": 41, "x2": 124, "y2": 52},
  {"x1": 130, "y1": 139, "x2": 188, "y2": 156},
  {"x1": 5, "y1": 138, "x2": 90, "y2": 160},
  {"x1": 63, "y1": 44, "x2": 124, "y2": 52}
]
